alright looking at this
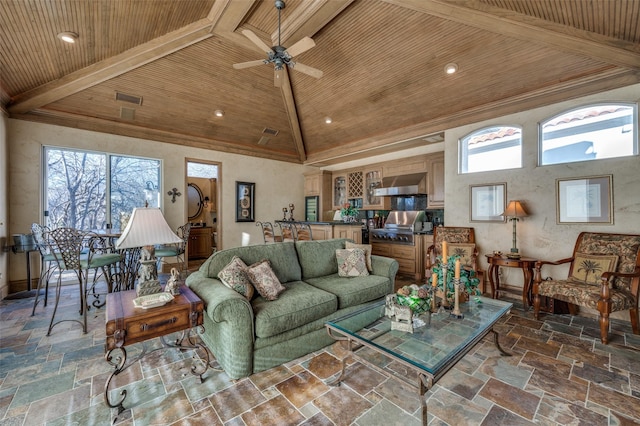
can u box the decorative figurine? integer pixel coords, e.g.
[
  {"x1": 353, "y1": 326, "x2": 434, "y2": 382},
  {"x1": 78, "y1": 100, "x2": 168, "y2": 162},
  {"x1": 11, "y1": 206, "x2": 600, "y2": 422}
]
[
  {"x1": 288, "y1": 203, "x2": 295, "y2": 221},
  {"x1": 165, "y1": 267, "x2": 181, "y2": 296}
]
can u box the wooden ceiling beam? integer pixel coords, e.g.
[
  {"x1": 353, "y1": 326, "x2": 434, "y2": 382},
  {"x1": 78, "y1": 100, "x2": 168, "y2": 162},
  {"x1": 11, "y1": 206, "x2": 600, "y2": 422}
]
[
  {"x1": 386, "y1": 0, "x2": 640, "y2": 70},
  {"x1": 276, "y1": 0, "x2": 355, "y2": 46},
  {"x1": 8, "y1": 18, "x2": 217, "y2": 115},
  {"x1": 280, "y1": 68, "x2": 307, "y2": 162}
]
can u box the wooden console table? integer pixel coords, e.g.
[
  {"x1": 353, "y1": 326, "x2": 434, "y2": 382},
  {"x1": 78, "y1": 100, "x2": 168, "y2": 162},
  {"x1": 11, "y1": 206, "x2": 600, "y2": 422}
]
[{"x1": 104, "y1": 285, "x2": 206, "y2": 415}]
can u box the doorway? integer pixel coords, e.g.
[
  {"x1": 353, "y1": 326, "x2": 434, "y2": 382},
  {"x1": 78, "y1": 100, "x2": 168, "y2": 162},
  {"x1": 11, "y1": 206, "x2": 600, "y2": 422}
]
[{"x1": 186, "y1": 159, "x2": 221, "y2": 266}]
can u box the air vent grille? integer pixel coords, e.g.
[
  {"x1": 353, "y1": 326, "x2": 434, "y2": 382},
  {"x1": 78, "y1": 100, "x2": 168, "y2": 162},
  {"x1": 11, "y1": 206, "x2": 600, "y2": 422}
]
[
  {"x1": 422, "y1": 132, "x2": 444, "y2": 144},
  {"x1": 257, "y1": 136, "x2": 270, "y2": 145},
  {"x1": 120, "y1": 107, "x2": 136, "y2": 120},
  {"x1": 262, "y1": 128, "x2": 279, "y2": 136},
  {"x1": 115, "y1": 91, "x2": 143, "y2": 105}
]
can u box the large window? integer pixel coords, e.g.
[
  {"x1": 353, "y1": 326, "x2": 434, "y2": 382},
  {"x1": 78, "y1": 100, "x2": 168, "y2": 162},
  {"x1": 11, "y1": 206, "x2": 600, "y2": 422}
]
[
  {"x1": 44, "y1": 147, "x2": 161, "y2": 230},
  {"x1": 539, "y1": 103, "x2": 637, "y2": 166},
  {"x1": 459, "y1": 125, "x2": 522, "y2": 173}
]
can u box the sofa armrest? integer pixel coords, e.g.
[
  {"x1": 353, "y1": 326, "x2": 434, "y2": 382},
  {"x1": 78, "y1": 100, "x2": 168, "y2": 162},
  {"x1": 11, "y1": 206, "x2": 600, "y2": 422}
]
[
  {"x1": 371, "y1": 255, "x2": 400, "y2": 293},
  {"x1": 185, "y1": 271, "x2": 255, "y2": 336}
]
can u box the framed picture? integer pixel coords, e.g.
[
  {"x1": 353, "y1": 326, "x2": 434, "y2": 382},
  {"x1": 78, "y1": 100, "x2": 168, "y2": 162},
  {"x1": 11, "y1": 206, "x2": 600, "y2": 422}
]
[
  {"x1": 556, "y1": 175, "x2": 613, "y2": 224},
  {"x1": 470, "y1": 183, "x2": 506, "y2": 222},
  {"x1": 236, "y1": 181, "x2": 255, "y2": 222}
]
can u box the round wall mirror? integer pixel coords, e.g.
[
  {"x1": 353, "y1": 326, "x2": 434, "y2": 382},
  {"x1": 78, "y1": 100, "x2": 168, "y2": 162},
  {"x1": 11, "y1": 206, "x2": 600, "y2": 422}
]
[{"x1": 187, "y1": 183, "x2": 203, "y2": 220}]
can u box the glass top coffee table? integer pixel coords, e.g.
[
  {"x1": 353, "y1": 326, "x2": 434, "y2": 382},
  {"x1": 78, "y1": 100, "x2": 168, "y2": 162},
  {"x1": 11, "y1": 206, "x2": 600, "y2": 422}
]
[{"x1": 325, "y1": 296, "x2": 513, "y2": 425}]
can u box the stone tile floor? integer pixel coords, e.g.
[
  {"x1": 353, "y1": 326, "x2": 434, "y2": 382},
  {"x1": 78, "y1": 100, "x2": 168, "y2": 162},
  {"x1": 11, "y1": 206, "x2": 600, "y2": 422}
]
[{"x1": 1, "y1": 281, "x2": 640, "y2": 425}]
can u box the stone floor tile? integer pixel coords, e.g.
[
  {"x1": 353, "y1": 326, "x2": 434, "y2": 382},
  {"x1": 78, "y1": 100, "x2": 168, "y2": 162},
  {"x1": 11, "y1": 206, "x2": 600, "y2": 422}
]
[
  {"x1": 23, "y1": 383, "x2": 91, "y2": 425},
  {"x1": 588, "y1": 383, "x2": 640, "y2": 420},
  {"x1": 426, "y1": 386, "x2": 488, "y2": 425},
  {"x1": 313, "y1": 386, "x2": 372, "y2": 426},
  {"x1": 171, "y1": 406, "x2": 223, "y2": 425},
  {"x1": 241, "y1": 394, "x2": 304, "y2": 426},
  {"x1": 558, "y1": 344, "x2": 609, "y2": 369},
  {"x1": 373, "y1": 376, "x2": 419, "y2": 414},
  {"x1": 508, "y1": 324, "x2": 553, "y2": 343},
  {"x1": 276, "y1": 370, "x2": 329, "y2": 408},
  {"x1": 340, "y1": 362, "x2": 387, "y2": 396},
  {"x1": 479, "y1": 356, "x2": 531, "y2": 390},
  {"x1": 514, "y1": 335, "x2": 561, "y2": 358},
  {"x1": 480, "y1": 404, "x2": 536, "y2": 425},
  {"x1": 305, "y1": 352, "x2": 341, "y2": 380},
  {"x1": 437, "y1": 367, "x2": 485, "y2": 400},
  {"x1": 250, "y1": 364, "x2": 293, "y2": 390},
  {"x1": 132, "y1": 388, "x2": 194, "y2": 425},
  {"x1": 8, "y1": 370, "x2": 75, "y2": 410},
  {"x1": 355, "y1": 399, "x2": 420, "y2": 426},
  {"x1": 572, "y1": 362, "x2": 630, "y2": 393},
  {"x1": 529, "y1": 367, "x2": 588, "y2": 404},
  {"x1": 208, "y1": 379, "x2": 266, "y2": 422},
  {"x1": 478, "y1": 377, "x2": 540, "y2": 420},
  {"x1": 299, "y1": 412, "x2": 335, "y2": 426},
  {"x1": 536, "y1": 393, "x2": 607, "y2": 425}
]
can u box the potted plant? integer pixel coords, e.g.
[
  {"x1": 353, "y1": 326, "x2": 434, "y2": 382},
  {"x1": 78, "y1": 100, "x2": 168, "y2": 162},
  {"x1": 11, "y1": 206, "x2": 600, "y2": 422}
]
[{"x1": 340, "y1": 203, "x2": 359, "y2": 222}]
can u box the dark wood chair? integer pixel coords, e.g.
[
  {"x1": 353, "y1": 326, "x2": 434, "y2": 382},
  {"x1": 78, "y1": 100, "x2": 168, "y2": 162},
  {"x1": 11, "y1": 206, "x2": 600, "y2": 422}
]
[
  {"x1": 533, "y1": 232, "x2": 640, "y2": 344},
  {"x1": 425, "y1": 226, "x2": 485, "y2": 293}
]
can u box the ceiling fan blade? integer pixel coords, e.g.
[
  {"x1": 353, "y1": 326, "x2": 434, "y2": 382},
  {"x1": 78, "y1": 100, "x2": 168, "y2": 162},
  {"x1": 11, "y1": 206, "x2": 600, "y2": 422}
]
[
  {"x1": 285, "y1": 36, "x2": 316, "y2": 58},
  {"x1": 274, "y1": 68, "x2": 283, "y2": 87},
  {"x1": 241, "y1": 29, "x2": 273, "y2": 54},
  {"x1": 290, "y1": 62, "x2": 323, "y2": 79},
  {"x1": 233, "y1": 59, "x2": 266, "y2": 70}
]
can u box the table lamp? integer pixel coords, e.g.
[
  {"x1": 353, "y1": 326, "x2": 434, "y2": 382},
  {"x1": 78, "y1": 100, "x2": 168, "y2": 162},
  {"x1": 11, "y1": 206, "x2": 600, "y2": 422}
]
[
  {"x1": 116, "y1": 207, "x2": 182, "y2": 296},
  {"x1": 502, "y1": 200, "x2": 528, "y2": 259}
]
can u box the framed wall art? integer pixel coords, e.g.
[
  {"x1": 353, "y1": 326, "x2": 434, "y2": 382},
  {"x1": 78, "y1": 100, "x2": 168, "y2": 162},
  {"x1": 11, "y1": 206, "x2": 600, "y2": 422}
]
[
  {"x1": 556, "y1": 175, "x2": 613, "y2": 224},
  {"x1": 236, "y1": 181, "x2": 255, "y2": 222},
  {"x1": 470, "y1": 183, "x2": 506, "y2": 222}
]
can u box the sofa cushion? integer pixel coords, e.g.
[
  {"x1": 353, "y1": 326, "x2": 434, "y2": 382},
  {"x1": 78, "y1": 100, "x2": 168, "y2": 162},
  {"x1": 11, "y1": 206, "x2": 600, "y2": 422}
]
[
  {"x1": 345, "y1": 241, "x2": 373, "y2": 271},
  {"x1": 336, "y1": 248, "x2": 369, "y2": 277},
  {"x1": 305, "y1": 274, "x2": 390, "y2": 309},
  {"x1": 247, "y1": 260, "x2": 286, "y2": 301},
  {"x1": 252, "y1": 281, "x2": 337, "y2": 338},
  {"x1": 202, "y1": 242, "x2": 302, "y2": 283},
  {"x1": 218, "y1": 256, "x2": 254, "y2": 300},
  {"x1": 295, "y1": 239, "x2": 348, "y2": 280}
]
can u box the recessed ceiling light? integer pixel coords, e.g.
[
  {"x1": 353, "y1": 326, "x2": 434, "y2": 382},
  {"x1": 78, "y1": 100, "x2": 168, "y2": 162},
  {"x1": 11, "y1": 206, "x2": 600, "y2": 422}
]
[
  {"x1": 324, "y1": 117, "x2": 332, "y2": 124},
  {"x1": 57, "y1": 31, "x2": 78, "y2": 43},
  {"x1": 214, "y1": 110, "x2": 224, "y2": 117},
  {"x1": 444, "y1": 63, "x2": 458, "y2": 74}
]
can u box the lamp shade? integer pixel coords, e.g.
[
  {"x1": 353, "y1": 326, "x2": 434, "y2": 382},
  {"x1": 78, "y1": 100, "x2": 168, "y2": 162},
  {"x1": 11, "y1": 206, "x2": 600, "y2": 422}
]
[
  {"x1": 502, "y1": 200, "x2": 528, "y2": 218},
  {"x1": 115, "y1": 207, "x2": 182, "y2": 249}
]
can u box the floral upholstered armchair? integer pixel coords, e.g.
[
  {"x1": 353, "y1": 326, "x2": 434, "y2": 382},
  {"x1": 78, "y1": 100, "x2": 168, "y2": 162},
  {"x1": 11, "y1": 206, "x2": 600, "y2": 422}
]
[{"x1": 533, "y1": 232, "x2": 640, "y2": 344}]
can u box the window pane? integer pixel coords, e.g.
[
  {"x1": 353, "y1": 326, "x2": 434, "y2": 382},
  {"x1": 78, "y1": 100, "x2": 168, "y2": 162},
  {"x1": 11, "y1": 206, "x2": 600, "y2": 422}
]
[
  {"x1": 111, "y1": 156, "x2": 161, "y2": 230},
  {"x1": 45, "y1": 148, "x2": 107, "y2": 229},
  {"x1": 540, "y1": 104, "x2": 637, "y2": 165},
  {"x1": 187, "y1": 162, "x2": 218, "y2": 178},
  {"x1": 459, "y1": 126, "x2": 522, "y2": 173}
]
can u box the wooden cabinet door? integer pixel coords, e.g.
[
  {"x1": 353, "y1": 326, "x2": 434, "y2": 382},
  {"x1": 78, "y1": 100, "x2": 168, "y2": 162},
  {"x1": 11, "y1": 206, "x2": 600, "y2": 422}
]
[
  {"x1": 309, "y1": 225, "x2": 331, "y2": 240},
  {"x1": 188, "y1": 228, "x2": 212, "y2": 259},
  {"x1": 332, "y1": 174, "x2": 347, "y2": 209},
  {"x1": 304, "y1": 174, "x2": 320, "y2": 196},
  {"x1": 428, "y1": 153, "x2": 445, "y2": 209},
  {"x1": 333, "y1": 225, "x2": 362, "y2": 243}
]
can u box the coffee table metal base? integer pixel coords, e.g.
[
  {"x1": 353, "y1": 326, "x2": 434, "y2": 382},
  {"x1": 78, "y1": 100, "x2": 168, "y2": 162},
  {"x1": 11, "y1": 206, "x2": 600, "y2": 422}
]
[{"x1": 326, "y1": 321, "x2": 511, "y2": 425}]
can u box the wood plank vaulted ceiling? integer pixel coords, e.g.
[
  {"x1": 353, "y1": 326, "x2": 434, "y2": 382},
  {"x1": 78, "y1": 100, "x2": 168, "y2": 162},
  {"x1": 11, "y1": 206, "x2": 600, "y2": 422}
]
[{"x1": 1, "y1": 0, "x2": 639, "y2": 166}]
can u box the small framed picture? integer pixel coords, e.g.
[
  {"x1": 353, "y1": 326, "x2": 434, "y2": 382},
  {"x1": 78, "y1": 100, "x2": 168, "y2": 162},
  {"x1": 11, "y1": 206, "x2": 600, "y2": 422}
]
[
  {"x1": 236, "y1": 181, "x2": 255, "y2": 222},
  {"x1": 556, "y1": 175, "x2": 613, "y2": 224},
  {"x1": 470, "y1": 183, "x2": 506, "y2": 222}
]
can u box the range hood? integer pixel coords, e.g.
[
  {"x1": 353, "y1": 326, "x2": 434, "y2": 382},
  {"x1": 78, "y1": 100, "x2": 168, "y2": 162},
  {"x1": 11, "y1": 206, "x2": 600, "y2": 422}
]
[{"x1": 373, "y1": 173, "x2": 427, "y2": 196}]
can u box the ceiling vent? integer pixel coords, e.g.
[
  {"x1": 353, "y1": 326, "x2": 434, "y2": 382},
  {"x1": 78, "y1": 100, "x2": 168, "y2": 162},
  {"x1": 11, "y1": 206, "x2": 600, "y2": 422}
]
[
  {"x1": 258, "y1": 136, "x2": 270, "y2": 145},
  {"x1": 262, "y1": 127, "x2": 279, "y2": 136},
  {"x1": 422, "y1": 132, "x2": 445, "y2": 144},
  {"x1": 115, "y1": 91, "x2": 143, "y2": 105},
  {"x1": 120, "y1": 107, "x2": 135, "y2": 120}
]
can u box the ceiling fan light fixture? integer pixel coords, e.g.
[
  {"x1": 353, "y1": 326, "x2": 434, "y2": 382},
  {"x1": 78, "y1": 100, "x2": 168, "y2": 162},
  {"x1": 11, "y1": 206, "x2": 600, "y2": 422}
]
[
  {"x1": 444, "y1": 63, "x2": 458, "y2": 74},
  {"x1": 57, "y1": 31, "x2": 78, "y2": 43},
  {"x1": 324, "y1": 117, "x2": 332, "y2": 124},
  {"x1": 214, "y1": 110, "x2": 225, "y2": 118}
]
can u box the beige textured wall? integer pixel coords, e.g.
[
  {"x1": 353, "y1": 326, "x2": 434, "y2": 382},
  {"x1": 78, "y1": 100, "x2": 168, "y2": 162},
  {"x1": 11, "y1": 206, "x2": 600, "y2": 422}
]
[
  {"x1": 0, "y1": 113, "x2": 8, "y2": 298},
  {"x1": 444, "y1": 83, "x2": 640, "y2": 318},
  {"x1": 6, "y1": 120, "x2": 312, "y2": 286}
]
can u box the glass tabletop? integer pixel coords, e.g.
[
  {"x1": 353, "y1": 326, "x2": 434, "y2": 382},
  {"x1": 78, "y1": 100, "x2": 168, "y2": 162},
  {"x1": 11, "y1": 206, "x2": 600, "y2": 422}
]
[{"x1": 326, "y1": 296, "x2": 512, "y2": 376}]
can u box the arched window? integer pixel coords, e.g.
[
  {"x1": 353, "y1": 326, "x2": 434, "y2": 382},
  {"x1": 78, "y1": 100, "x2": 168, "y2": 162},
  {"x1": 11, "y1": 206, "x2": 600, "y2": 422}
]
[
  {"x1": 459, "y1": 125, "x2": 522, "y2": 173},
  {"x1": 539, "y1": 103, "x2": 637, "y2": 166}
]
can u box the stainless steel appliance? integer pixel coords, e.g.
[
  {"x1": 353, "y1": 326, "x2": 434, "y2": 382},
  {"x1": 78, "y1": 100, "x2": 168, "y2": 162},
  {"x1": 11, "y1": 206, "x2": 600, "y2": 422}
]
[{"x1": 370, "y1": 210, "x2": 426, "y2": 245}]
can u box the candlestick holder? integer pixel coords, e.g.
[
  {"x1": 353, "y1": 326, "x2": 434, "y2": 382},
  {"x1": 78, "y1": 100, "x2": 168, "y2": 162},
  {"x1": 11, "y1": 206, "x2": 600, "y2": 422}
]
[
  {"x1": 435, "y1": 262, "x2": 449, "y2": 313},
  {"x1": 450, "y1": 277, "x2": 464, "y2": 319}
]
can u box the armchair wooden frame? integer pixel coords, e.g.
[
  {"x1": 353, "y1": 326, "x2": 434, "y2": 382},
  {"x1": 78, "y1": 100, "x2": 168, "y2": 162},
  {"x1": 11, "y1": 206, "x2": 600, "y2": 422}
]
[{"x1": 533, "y1": 232, "x2": 640, "y2": 344}]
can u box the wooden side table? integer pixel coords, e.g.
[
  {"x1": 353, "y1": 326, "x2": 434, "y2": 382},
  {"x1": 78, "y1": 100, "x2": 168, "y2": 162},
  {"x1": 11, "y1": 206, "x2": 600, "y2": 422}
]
[
  {"x1": 104, "y1": 285, "x2": 206, "y2": 415},
  {"x1": 485, "y1": 255, "x2": 538, "y2": 309}
]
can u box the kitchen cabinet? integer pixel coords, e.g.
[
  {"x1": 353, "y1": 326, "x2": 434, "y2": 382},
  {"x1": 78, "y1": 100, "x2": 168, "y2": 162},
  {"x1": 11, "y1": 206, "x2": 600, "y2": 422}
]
[
  {"x1": 309, "y1": 224, "x2": 332, "y2": 240},
  {"x1": 362, "y1": 167, "x2": 390, "y2": 210},
  {"x1": 427, "y1": 153, "x2": 445, "y2": 209},
  {"x1": 332, "y1": 174, "x2": 347, "y2": 210},
  {"x1": 304, "y1": 170, "x2": 332, "y2": 219},
  {"x1": 188, "y1": 227, "x2": 213, "y2": 260},
  {"x1": 382, "y1": 156, "x2": 429, "y2": 176},
  {"x1": 333, "y1": 225, "x2": 362, "y2": 243},
  {"x1": 347, "y1": 171, "x2": 364, "y2": 198},
  {"x1": 371, "y1": 234, "x2": 427, "y2": 281}
]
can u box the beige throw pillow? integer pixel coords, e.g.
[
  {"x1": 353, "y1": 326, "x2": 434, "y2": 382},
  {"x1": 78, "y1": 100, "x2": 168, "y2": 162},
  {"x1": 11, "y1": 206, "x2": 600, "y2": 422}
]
[
  {"x1": 345, "y1": 241, "x2": 373, "y2": 271},
  {"x1": 336, "y1": 248, "x2": 369, "y2": 277},
  {"x1": 217, "y1": 256, "x2": 254, "y2": 300},
  {"x1": 569, "y1": 252, "x2": 619, "y2": 285},
  {"x1": 448, "y1": 243, "x2": 476, "y2": 267},
  {"x1": 246, "y1": 259, "x2": 286, "y2": 301}
]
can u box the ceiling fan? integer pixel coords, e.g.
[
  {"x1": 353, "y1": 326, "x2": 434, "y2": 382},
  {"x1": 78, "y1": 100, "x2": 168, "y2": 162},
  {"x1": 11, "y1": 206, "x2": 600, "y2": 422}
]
[{"x1": 233, "y1": 0, "x2": 323, "y2": 87}]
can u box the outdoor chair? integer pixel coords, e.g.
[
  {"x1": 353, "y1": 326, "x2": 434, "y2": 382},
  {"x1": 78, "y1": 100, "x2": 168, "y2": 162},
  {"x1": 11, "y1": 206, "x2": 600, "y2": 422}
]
[
  {"x1": 156, "y1": 223, "x2": 191, "y2": 273},
  {"x1": 30, "y1": 223, "x2": 57, "y2": 315},
  {"x1": 533, "y1": 231, "x2": 640, "y2": 344}
]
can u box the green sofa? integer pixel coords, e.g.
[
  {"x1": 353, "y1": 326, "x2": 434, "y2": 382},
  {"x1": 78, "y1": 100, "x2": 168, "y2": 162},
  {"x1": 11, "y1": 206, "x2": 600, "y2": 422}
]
[{"x1": 185, "y1": 238, "x2": 399, "y2": 379}]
